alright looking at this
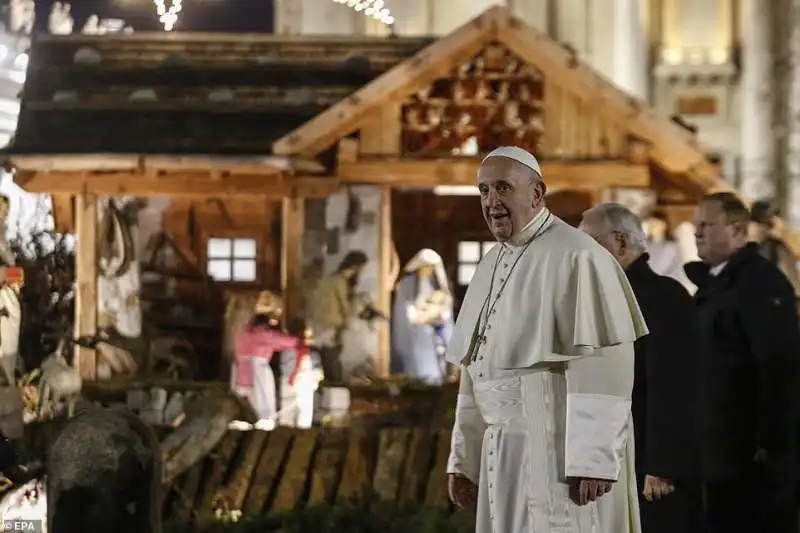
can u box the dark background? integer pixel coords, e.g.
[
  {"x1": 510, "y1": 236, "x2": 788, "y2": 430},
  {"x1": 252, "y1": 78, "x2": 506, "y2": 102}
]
[{"x1": 0, "y1": 0, "x2": 276, "y2": 34}]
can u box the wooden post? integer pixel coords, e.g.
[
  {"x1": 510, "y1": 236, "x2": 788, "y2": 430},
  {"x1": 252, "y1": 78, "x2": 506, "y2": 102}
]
[
  {"x1": 74, "y1": 192, "x2": 98, "y2": 380},
  {"x1": 358, "y1": 102, "x2": 401, "y2": 377},
  {"x1": 280, "y1": 196, "x2": 304, "y2": 322},
  {"x1": 376, "y1": 187, "x2": 392, "y2": 377}
]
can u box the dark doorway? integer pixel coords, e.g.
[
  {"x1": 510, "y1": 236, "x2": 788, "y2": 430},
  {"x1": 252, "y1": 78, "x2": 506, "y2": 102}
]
[{"x1": 391, "y1": 189, "x2": 593, "y2": 314}]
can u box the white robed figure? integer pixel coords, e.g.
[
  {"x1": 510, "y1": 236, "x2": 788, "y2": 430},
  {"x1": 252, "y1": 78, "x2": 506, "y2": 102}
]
[
  {"x1": 0, "y1": 196, "x2": 21, "y2": 385},
  {"x1": 391, "y1": 248, "x2": 454, "y2": 384},
  {"x1": 446, "y1": 147, "x2": 648, "y2": 533}
]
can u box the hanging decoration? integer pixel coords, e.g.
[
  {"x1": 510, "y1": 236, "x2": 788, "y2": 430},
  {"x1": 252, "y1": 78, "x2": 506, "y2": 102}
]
[
  {"x1": 331, "y1": 0, "x2": 395, "y2": 26},
  {"x1": 153, "y1": 0, "x2": 182, "y2": 31}
]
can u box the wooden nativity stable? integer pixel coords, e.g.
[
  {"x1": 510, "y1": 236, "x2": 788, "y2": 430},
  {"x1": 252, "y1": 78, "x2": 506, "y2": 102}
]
[{"x1": 1, "y1": 5, "x2": 768, "y2": 381}]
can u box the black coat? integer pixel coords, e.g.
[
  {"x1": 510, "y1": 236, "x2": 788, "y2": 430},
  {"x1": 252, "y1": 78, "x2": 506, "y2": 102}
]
[
  {"x1": 685, "y1": 243, "x2": 800, "y2": 480},
  {"x1": 626, "y1": 254, "x2": 701, "y2": 481}
]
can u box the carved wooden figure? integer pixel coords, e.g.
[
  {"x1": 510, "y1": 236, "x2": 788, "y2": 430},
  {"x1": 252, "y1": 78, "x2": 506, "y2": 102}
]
[
  {"x1": 0, "y1": 196, "x2": 22, "y2": 386},
  {"x1": 400, "y1": 44, "x2": 546, "y2": 157},
  {"x1": 36, "y1": 339, "x2": 82, "y2": 420},
  {"x1": 97, "y1": 198, "x2": 144, "y2": 379}
]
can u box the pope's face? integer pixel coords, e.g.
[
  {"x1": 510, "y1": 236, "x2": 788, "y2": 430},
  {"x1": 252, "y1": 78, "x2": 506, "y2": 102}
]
[
  {"x1": 693, "y1": 200, "x2": 747, "y2": 265},
  {"x1": 477, "y1": 157, "x2": 544, "y2": 242}
]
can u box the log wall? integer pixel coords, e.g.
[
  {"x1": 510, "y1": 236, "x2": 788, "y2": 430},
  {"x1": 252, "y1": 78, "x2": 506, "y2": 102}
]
[{"x1": 161, "y1": 425, "x2": 456, "y2": 524}]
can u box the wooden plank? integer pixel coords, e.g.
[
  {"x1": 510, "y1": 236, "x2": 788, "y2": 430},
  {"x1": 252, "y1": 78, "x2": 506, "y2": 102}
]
[
  {"x1": 18, "y1": 172, "x2": 340, "y2": 198},
  {"x1": 173, "y1": 462, "x2": 203, "y2": 524},
  {"x1": 270, "y1": 429, "x2": 319, "y2": 512},
  {"x1": 359, "y1": 102, "x2": 402, "y2": 156},
  {"x1": 142, "y1": 156, "x2": 324, "y2": 175},
  {"x1": 225, "y1": 431, "x2": 269, "y2": 511},
  {"x1": 339, "y1": 158, "x2": 650, "y2": 190},
  {"x1": 307, "y1": 429, "x2": 347, "y2": 505},
  {"x1": 198, "y1": 431, "x2": 243, "y2": 518},
  {"x1": 244, "y1": 427, "x2": 294, "y2": 514},
  {"x1": 280, "y1": 197, "x2": 305, "y2": 322},
  {"x1": 358, "y1": 102, "x2": 400, "y2": 378},
  {"x1": 376, "y1": 187, "x2": 392, "y2": 377},
  {"x1": 398, "y1": 427, "x2": 434, "y2": 504},
  {"x1": 336, "y1": 427, "x2": 378, "y2": 504},
  {"x1": 50, "y1": 194, "x2": 74, "y2": 234},
  {"x1": 372, "y1": 428, "x2": 411, "y2": 502},
  {"x1": 74, "y1": 193, "x2": 98, "y2": 381},
  {"x1": 424, "y1": 428, "x2": 453, "y2": 508},
  {"x1": 272, "y1": 7, "x2": 504, "y2": 157},
  {"x1": 9, "y1": 154, "x2": 324, "y2": 175}
]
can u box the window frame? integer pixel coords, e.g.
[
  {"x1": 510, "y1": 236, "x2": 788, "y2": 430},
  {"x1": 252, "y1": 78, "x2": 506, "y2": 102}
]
[
  {"x1": 456, "y1": 239, "x2": 497, "y2": 286},
  {"x1": 205, "y1": 235, "x2": 261, "y2": 285}
]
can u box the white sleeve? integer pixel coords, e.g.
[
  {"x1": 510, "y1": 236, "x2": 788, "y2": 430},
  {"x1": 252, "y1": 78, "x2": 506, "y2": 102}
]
[
  {"x1": 447, "y1": 369, "x2": 486, "y2": 483},
  {"x1": 564, "y1": 343, "x2": 634, "y2": 481}
]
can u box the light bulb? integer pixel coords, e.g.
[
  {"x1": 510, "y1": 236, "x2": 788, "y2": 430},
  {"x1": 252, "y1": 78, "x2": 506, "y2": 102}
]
[{"x1": 333, "y1": 0, "x2": 394, "y2": 27}]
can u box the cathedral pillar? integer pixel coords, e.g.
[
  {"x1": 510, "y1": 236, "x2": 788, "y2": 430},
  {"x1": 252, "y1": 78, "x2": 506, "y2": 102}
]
[
  {"x1": 740, "y1": 0, "x2": 777, "y2": 201},
  {"x1": 278, "y1": 0, "x2": 362, "y2": 35},
  {"x1": 613, "y1": 0, "x2": 648, "y2": 100},
  {"x1": 273, "y1": 0, "x2": 303, "y2": 34},
  {"x1": 786, "y1": 0, "x2": 800, "y2": 228}
]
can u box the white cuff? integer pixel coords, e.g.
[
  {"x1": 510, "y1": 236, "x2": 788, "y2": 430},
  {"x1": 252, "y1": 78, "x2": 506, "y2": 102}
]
[
  {"x1": 565, "y1": 393, "x2": 631, "y2": 481},
  {"x1": 446, "y1": 393, "x2": 483, "y2": 483}
]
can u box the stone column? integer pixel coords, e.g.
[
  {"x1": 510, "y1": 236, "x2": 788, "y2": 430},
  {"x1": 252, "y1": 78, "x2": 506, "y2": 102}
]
[
  {"x1": 273, "y1": 0, "x2": 303, "y2": 34},
  {"x1": 740, "y1": 0, "x2": 777, "y2": 201},
  {"x1": 786, "y1": 0, "x2": 800, "y2": 227},
  {"x1": 613, "y1": 0, "x2": 648, "y2": 100},
  {"x1": 293, "y1": 0, "x2": 360, "y2": 35}
]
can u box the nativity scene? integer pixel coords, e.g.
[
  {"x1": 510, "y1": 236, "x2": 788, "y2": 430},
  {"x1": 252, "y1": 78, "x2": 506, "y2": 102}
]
[{"x1": 0, "y1": 3, "x2": 792, "y2": 533}]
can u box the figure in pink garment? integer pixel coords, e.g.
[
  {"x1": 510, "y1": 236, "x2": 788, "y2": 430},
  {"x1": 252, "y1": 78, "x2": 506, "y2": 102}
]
[{"x1": 230, "y1": 313, "x2": 301, "y2": 431}]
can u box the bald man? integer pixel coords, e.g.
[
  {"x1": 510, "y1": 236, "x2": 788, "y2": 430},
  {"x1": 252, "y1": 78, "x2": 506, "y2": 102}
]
[{"x1": 446, "y1": 146, "x2": 648, "y2": 533}]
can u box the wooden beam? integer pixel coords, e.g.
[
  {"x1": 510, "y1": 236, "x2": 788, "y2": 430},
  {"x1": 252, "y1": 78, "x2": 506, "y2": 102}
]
[
  {"x1": 338, "y1": 158, "x2": 650, "y2": 190},
  {"x1": 17, "y1": 172, "x2": 341, "y2": 198},
  {"x1": 74, "y1": 193, "x2": 98, "y2": 381},
  {"x1": 376, "y1": 187, "x2": 392, "y2": 377},
  {"x1": 280, "y1": 197, "x2": 304, "y2": 322},
  {"x1": 51, "y1": 194, "x2": 74, "y2": 234},
  {"x1": 9, "y1": 154, "x2": 325, "y2": 175},
  {"x1": 359, "y1": 103, "x2": 402, "y2": 377},
  {"x1": 272, "y1": 7, "x2": 504, "y2": 157}
]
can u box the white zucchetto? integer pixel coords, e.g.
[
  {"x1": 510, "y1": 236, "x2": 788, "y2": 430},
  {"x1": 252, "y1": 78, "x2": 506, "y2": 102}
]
[{"x1": 482, "y1": 146, "x2": 542, "y2": 177}]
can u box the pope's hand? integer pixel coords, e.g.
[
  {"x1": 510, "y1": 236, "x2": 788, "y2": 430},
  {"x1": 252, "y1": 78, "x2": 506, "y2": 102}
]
[
  {"x1": 642, "y1": 475, "x2": 675, "y2": 502},
  {"x1": 569, "y1": 478, "x2": 613, "y2": 506},
  {"x1": 448, "y1": 473, "x2": 478, "y2": 510}
]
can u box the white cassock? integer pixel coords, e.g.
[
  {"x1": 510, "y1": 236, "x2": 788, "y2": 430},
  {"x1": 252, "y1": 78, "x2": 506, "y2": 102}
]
[{"x1": 446, "y1": 207, "x2": 649, "y2": 533}]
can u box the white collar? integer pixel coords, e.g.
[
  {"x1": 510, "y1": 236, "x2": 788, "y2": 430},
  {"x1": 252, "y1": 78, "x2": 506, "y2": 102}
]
[
  {"x1": 503, "y1": 207, "x2": 551, "y2": 248},
  {"x1": 709, "y1": 261, "x2": 728, "y2": 276}
]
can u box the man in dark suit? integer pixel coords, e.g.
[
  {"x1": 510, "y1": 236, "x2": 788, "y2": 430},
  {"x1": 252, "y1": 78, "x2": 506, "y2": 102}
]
[
  {"x1": 685, "y1": 192, "x2": 799, "y2": 533},
  {"x1": 580, "y1": 202, "x2": 702, "y2": 533}
]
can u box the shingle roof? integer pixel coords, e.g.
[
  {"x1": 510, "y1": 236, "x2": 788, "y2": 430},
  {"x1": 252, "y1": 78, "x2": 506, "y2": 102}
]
[{"x1": 9, "y1": 33, "x2": 431, "y2": 155}]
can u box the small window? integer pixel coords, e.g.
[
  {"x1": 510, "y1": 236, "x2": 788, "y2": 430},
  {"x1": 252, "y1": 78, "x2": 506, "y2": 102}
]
[
  {"x1": 206, "y1": 237, "x2": 257, "y2": 282},
  {"x1": 457, "y1": 240, "x2": 497, "y2": 285}
]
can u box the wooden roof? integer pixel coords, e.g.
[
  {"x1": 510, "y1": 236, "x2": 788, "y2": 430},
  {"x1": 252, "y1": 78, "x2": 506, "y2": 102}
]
[
  {"x1": 7, "y1": 33, "x2": 431, "y2": 158},
  {"x1": 272, "y1": 6, "x2": 727, "y2": 196}
]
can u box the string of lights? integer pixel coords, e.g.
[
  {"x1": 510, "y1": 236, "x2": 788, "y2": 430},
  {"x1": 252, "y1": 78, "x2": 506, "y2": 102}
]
[
  {"x1": 331, "y1": 0, "x2": 395, "y2": 26},
  {"x1": 153, "y1": 0, "x2": 182, "y2": 31}
]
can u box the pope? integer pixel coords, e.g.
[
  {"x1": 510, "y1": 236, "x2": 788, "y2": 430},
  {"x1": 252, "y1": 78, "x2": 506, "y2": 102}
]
[{"x1": 446, "y1": 146, "x2": 648, "y2": 533}]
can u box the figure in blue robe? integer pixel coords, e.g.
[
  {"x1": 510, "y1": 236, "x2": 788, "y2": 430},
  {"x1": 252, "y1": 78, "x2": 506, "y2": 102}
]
[{"x1": 390, "y1": 249, "x2": 454, "y2": 384}]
